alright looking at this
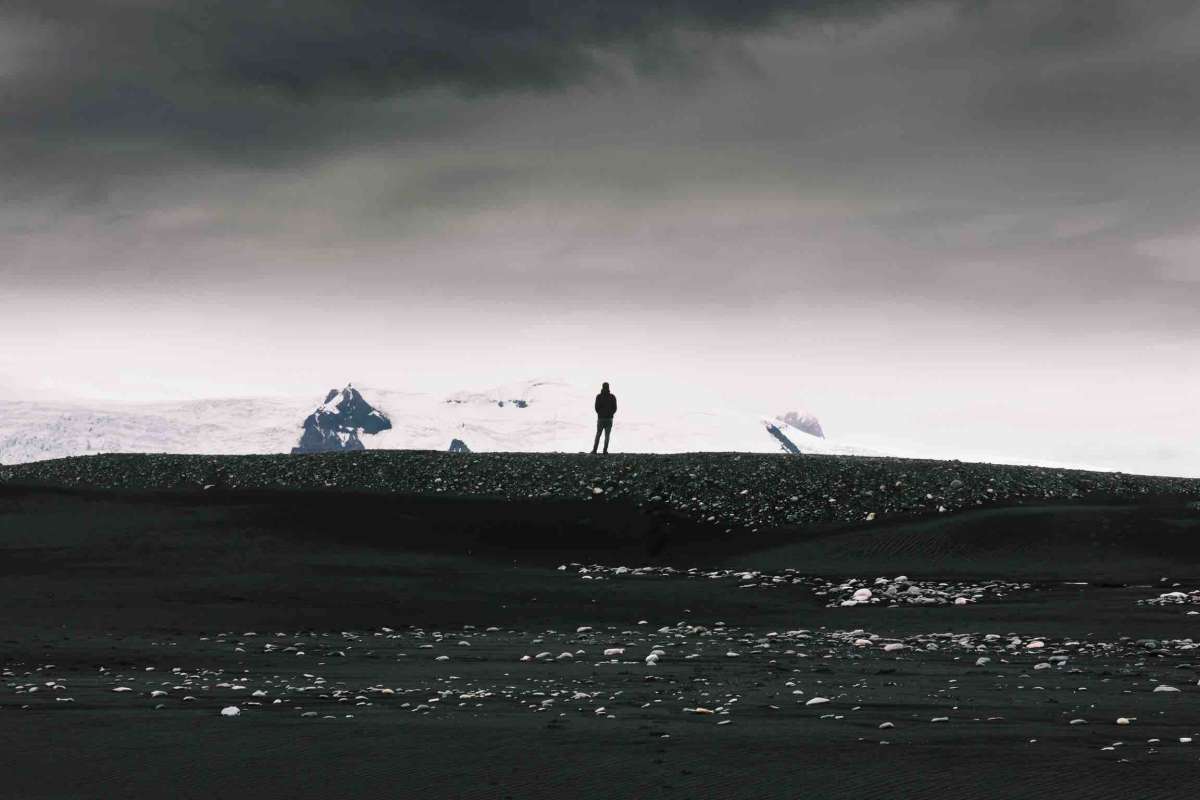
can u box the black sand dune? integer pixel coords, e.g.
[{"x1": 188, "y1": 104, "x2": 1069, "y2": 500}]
[{"x1": 3, "y1": 453, "x2": 1200, "y2": 799}]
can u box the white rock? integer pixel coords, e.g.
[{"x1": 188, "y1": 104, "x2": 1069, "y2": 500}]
[
  {"x1": 220, "y1": 706, "x2": 241, "y2": 717},
  {"x1": 852, "y1": 588, "x2": 872, "y2": 602},
  {"x1": 805, "y1": 697, "x2": 830, "y2": 706},
  {"x1": 1116, "y1": 717, "x2": 1133, "y2": 725},
  {"x1": 1152, "y1": 685, "x2": 1180, "y2": 693},
  {"x1": 603, "y1": 648, "x2": 625, "y2": 657},
  {"x1": 882, "y1": 643, "x2": 905, "y2": 652}
]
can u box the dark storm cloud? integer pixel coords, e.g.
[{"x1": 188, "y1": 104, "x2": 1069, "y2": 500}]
[
  {"x1": 4, "y1": 0, "x2": 1200, "y2": 318},
  {"x1": 1, "y1": 1, "x2": 891, "y2": 157},
  {"x1": 3, "y1": 0, "x2": 1198, "y2": 192},
  {"x1": 3, "y1": 0, "x2": 1195, "y2": 176}
]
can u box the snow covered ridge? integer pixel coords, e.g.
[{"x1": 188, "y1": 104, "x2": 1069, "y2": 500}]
[
  {"x1": 0, "y1": 380, "x2": 840, "y2": 464},
  {"x1": 777, "y1": 411, "x2": 823, "y2": 439},
  {"x1": 0, "y1": 397, "x2": 302, "y2": 466},
  {"x1": 364, "y1": 381, "x2": 845, "y2": 457}
]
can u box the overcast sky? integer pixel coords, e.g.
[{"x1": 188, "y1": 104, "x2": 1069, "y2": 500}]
[{"x1": 2, "y1": 1, "x2": 1198, "y2": 475}]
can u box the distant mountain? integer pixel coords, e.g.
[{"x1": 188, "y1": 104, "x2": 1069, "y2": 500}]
[
  {"x1": 0, "y1": 397, "x2": 300, "y2": 465},
  {"x1": 777, "y1": 410, "x2": 824, "y2": 439},
  {"x1": 292, "y1": 386, "x2": 392, "y2": 454}
]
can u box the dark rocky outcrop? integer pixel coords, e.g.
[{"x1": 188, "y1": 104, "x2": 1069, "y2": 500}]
[
  {"x1": 765, "y1": 423, "x2": 802, "y2": 455},
  {"x1": 292, "y1": 386, "x2": 392, "y2": 454},
  {"x1": 449, "y1": 438, "x2": 471, "y2": 453}
]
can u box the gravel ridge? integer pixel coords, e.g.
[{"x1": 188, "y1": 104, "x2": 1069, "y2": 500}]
[{"x1": 4, "y1": 451, "x2": 1197, "y2": 532}]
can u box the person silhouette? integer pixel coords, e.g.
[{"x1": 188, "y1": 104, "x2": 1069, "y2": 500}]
[{"x1": 591, "y1": 382, "x2": 617, "y2": 454}]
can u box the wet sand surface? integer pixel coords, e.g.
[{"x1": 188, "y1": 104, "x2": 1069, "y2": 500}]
[{"x1": 3, "y1": 458, "x2": 1200, "y2": 799}]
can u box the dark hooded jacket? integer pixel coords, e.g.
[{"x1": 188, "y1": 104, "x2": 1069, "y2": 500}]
[{"x1": 594, "y1": 390, "x2": 617, "y2": 420}]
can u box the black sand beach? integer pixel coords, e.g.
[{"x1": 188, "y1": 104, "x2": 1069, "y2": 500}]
[{"x1": 3, "y1": 452, "x2": 1200, "y2": 799}]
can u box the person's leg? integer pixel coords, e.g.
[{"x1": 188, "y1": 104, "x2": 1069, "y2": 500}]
[
  {"x1": 592, "y1": 421, "x2": 602, "y2": 454},
  {"x1": 602, "y1": 421, "x2": 611, "y2": 453}
]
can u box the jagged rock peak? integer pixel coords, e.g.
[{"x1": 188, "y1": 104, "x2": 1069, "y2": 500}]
[
  {"x1": 315, "y1": 385, "x2": 392, "y2": 435},
  {"x1": 292, "y1": 385, "x2": 392, "y2": 454}
]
